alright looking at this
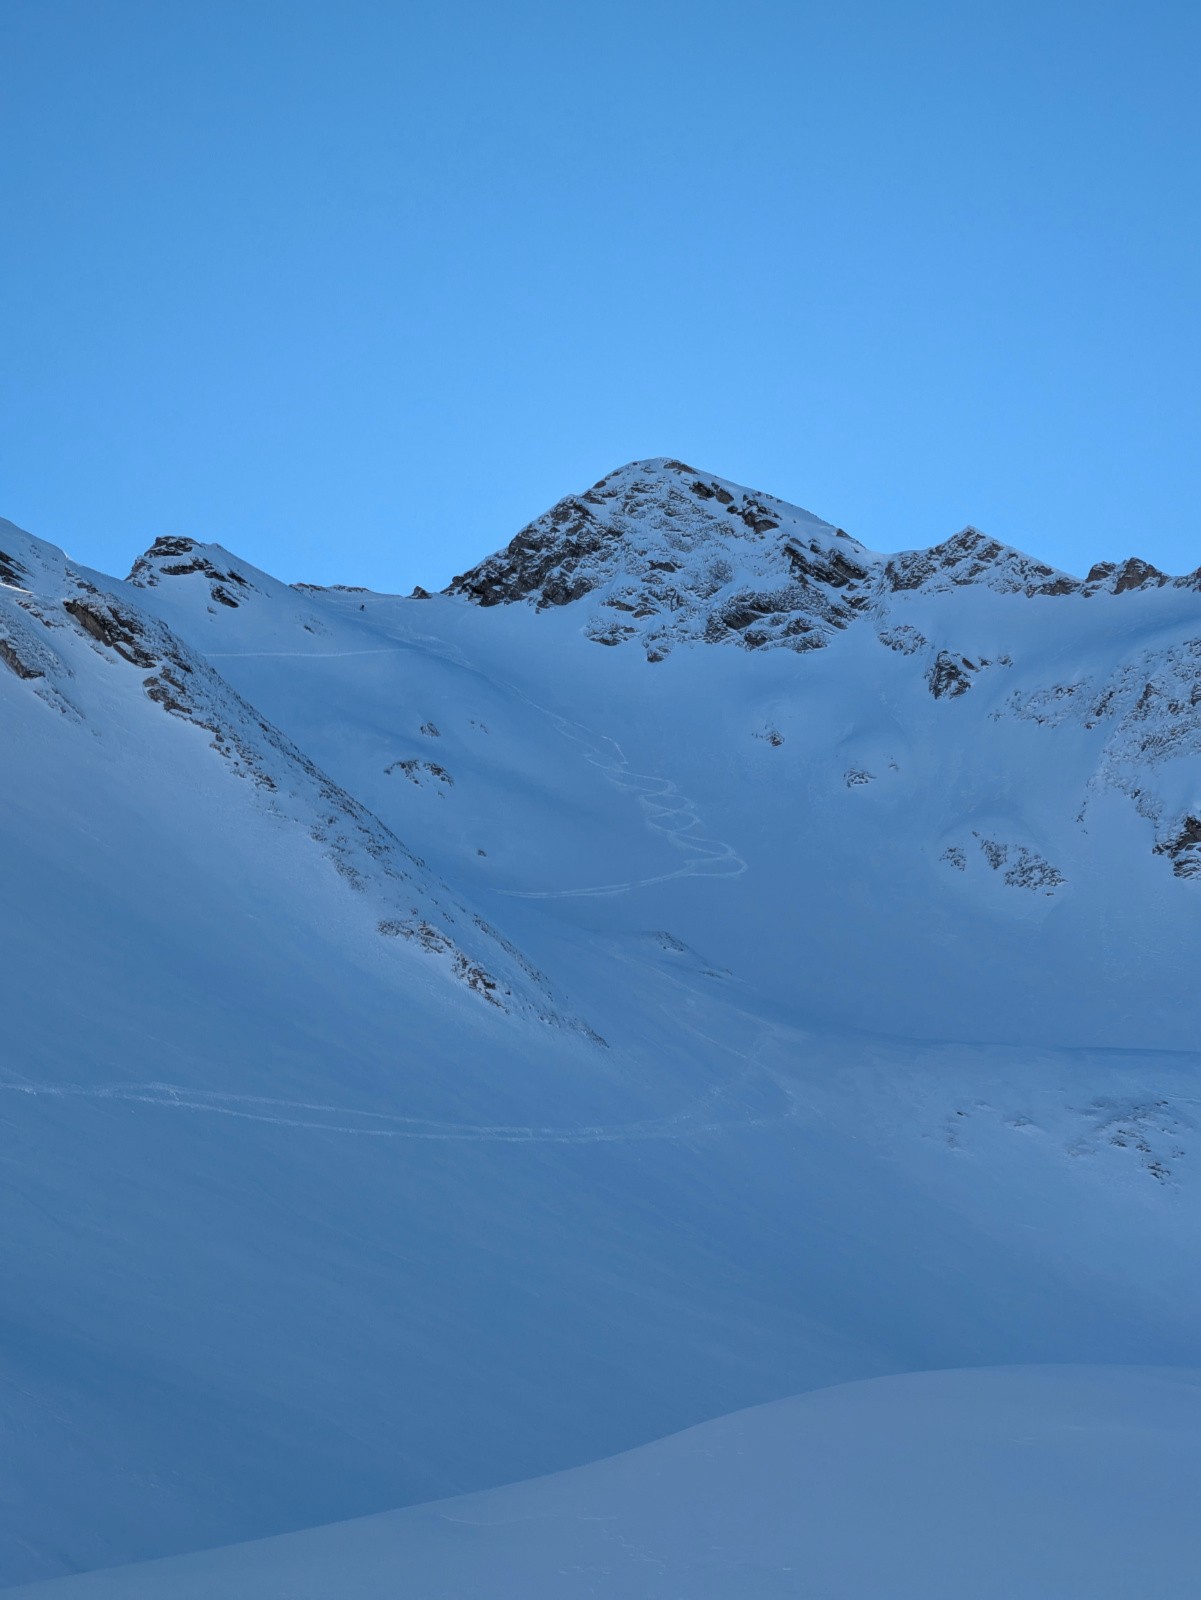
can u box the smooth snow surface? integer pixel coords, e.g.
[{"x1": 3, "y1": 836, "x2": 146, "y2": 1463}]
[
  {"x1": 2, "y1": 458, "x2": 1200, "y2": 1586},
  {"x1": 11, "y1": 1367, "x2": 1201, "y2": 1599}
]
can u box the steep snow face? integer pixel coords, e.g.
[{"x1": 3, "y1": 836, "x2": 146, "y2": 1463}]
[
  {"x1": 13, "y1": 1367, "x2": 1201, "y2": 1600},
  {"x1": 0, "y1": 518, "x2": 563, "y2": 1021},
  {"x1": 5, "y1": 470, "x2": 1201, "y2": 1587}
]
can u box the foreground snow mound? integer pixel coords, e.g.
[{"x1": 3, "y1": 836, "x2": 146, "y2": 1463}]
[{"x1": 13, "y1": 1366, "x2": 1201, "y2": 1600}]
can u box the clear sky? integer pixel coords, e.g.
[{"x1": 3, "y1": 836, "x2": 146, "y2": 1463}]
[{"x1": 2, "y1": 0, "x2": 1198, "y2": 591}]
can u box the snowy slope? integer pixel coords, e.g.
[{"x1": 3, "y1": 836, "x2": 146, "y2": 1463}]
[
  {"x1": 12, "y1": 1367, "x2": 1201, "y2": 1600},
  {"x1": 3, "y1": 464, "x2": 1201, "y2": 1587},
  {"x1": 0, "y1": 519, "x2": 572, "y2": 1020},
  {"x1": 126, "y1": 461, "x2": 1201, "y2": 1049}
]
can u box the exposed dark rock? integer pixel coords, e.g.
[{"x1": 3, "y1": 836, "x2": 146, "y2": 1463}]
[
  {"x1": 969, "y1": 833, "x2": 1064, "y2": 891},
  {"x1": 783, "y1": 541, "x2": 868, "y2": 589},
  {"x1": 0, "y1": 636, "x2": 42, "y2": 679},
  {"x1": 1113, "y1": 558, "x2": 1169, "y2": 594},
  {"x1": 386, "y1": 758, "x2": 454, "y2": 789},
  {"x1": 979, "y1": 837, "x2": 1008, "y2": 870},
  {"x1": 586, "y1": 622, "x2": 636, "y2": 646},
  {"x1": 1004, "y1": 849, "x2": 1066, "y2": 891},
  {"x1": 927, "y1": 651, "x2": 976, "y2": 699},
  {"x1": 448, "y1": 496, "x2": 618, "y2": 610},
  {"x1": 132, "y1": 535, "x2": 195, "y2": 566},
  {"x1": 886, "y1": 529, "x2": 1077, "y2": 597},
  {"x1": 377, "y1": 917, "x2": 504, "y2": 1007},
  {"x1": 878, "y1": 625, "x2": 928, "y2": 655},
  {"x1": 734, "y1": 498, "x2": 780, "y2": 535},
  {"x1": 718, "y1": 593, "x2": 781, "y2": 632},
  {"x1": 1154, "y1": 816, "x2": 1201, "y2": 879},
  {"x1": 63, "y1": 598, "x2": 157, "y2": 668},
  {"x1": 1083, "y1": 557, "x2": 1172, "y2": 596},
  {"x1": 129, "y1": 538, "x2": 254, "y2": 611},
  {"x1": 0, "y1": 549, "x2": 27, "y2": 588},
  {"x1": 143, "y1": 666, "x2": 192, "y2": 715}
]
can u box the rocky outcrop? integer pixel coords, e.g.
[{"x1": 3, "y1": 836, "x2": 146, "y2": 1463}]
[
  {"x1": 1154, "y1": 816, "x2": 1201, "y2": 879},
  {"x1": 1083, "y1": 558, "x2": 1170, "y2": 595},
  {"x1": 449, "y1": 495, "x2": 614, "y2": 609},
  {"x1": 927, "y1": 651, "x2": 977, "y2": 699},
  {"x1": 0, "y1": 548, "x2": 28, "y2": 588},
  {"x1": 386, "y1": 757, "x2": 454, "y2": 791},
  {"x1": 64, "y1": 595, "x2": 158, "y2": 667},
  {"x1": 128, "y1": 537, "x2": 255, "y2": 610},
  {"x1": 0, "y1": 635, "x2": 42, "y2": 680},
  {"x1": 884, "y1": 528, "x2": 1078, "y2": 597},
  {"x1": 1006, "y1": 635, "x2": 1201, "y2": 881}
]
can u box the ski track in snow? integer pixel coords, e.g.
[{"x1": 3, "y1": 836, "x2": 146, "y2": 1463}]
[
  {"x1": 0, "y1": 1067, "x2": 786, "y2": 1145},
  {"x1": 208, "y1": 638, "x2": 747, "y2": 899},
  {"x1": 0, "y1": 957, "x2": 798, "y2": 1151},
  {"x1": 496, "y1": 710, "x2": 747, "y2": 899}
]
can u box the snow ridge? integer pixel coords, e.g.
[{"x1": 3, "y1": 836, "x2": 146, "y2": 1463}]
[
  {"x1": 0, "y1": 518, "x2": 579, "y2": 1024},
  {"x1": 445, "y1": 457, "x2": 1199, "y2": 661}
]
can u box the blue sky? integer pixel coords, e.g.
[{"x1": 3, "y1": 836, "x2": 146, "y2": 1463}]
[{"x1": 2, "y1": 0, "x2": 1198, "y2": 590}]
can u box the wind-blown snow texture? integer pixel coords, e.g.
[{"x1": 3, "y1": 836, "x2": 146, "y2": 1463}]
[{"x1": 2, "y1": 457, "x2": 1200, "y2": 1590}]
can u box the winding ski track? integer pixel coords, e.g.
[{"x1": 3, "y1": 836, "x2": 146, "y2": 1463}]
[
  {"x1": 0, "y1": 1058, "x2": 787, "y2": 1145},
  {"x1": 208, "y1": 633, "x2": 747, "y2": 899}
]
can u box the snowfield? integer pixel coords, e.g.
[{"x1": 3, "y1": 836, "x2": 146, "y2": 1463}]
[
  {"x1": 12, "y1": 1368, "x2": 1201, "y2": 1599},
  {"x1": 2, "y1": 457, "x2": 1199, "y2": 1589}
]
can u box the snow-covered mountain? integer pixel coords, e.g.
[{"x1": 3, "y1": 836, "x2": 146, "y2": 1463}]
[{"x1": 3, "y1": 459, "x2": 1199, "y2": 1592}]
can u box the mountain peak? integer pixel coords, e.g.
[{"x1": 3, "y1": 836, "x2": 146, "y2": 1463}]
[
  {"x1": 445, "y1": 459, "x2": 867, "y2": 658},
  {"x1": 127, "y1": 535, "x2": 263, "y2": 610},
  {"x1": 443, "y1": 463, "x2": 1201, "y2": 662},
  {"x1": 883, "y1": 526, "x2": 1079, "y2": 597}
]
